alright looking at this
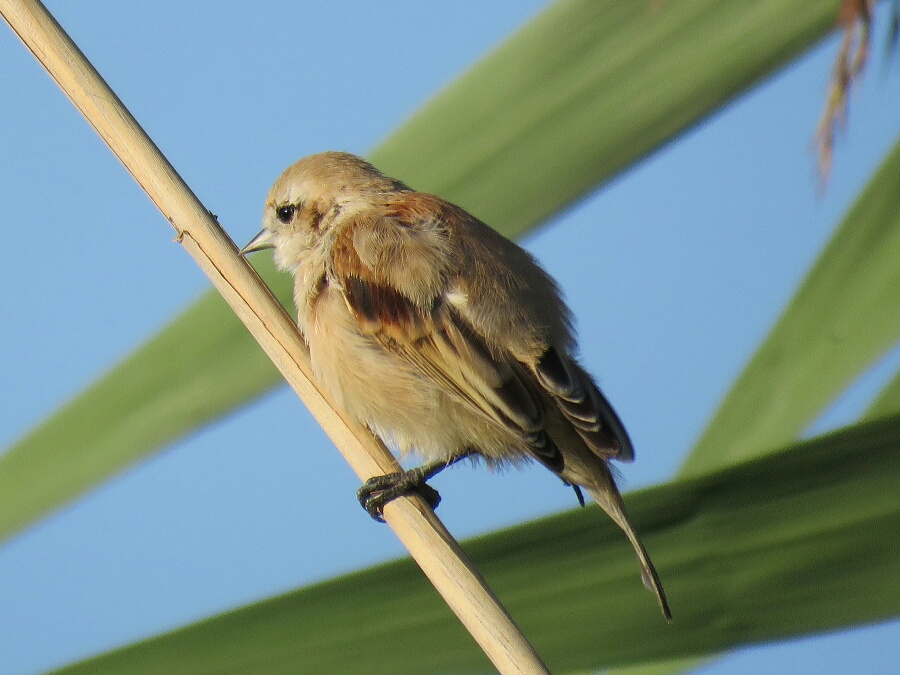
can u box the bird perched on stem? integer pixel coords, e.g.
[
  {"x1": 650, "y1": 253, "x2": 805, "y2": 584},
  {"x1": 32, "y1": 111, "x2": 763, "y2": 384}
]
[{"x1": 242, "y1": 151, "x2": 671, "y2": 620}]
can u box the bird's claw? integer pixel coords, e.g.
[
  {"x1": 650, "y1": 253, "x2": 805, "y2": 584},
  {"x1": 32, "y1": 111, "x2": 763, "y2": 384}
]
[{"x1": 357, "y1": 472, "x2": 442, "y2": 522}]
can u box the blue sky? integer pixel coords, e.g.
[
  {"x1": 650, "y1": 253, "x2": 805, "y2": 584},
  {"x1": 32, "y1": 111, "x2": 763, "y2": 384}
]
[{"x1": 1, "y1": 2, "x2": 899, "y2": 674}]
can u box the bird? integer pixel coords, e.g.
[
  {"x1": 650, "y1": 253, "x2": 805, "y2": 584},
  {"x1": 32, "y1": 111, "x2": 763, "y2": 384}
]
[{"x1": 241, "y1": 151, "x2": 671, "y2": 620}]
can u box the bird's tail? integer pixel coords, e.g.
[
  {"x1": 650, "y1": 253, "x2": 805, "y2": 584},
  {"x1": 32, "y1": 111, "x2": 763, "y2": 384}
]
[{"x1": 584, "y1": 475, "x2": 672, "y2": 622}]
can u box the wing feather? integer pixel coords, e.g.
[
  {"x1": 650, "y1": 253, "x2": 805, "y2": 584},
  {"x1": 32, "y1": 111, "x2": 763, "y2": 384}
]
[{"x1": 535, "y1": 346, "x2": 635, "y2": 462}]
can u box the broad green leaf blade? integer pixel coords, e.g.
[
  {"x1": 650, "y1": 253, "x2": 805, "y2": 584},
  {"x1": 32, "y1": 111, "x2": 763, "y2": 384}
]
[
  {"x1": 681, "y1": 137, "x2": 900, "y2": 478},
  {"x1": 612, "y1": 657, "x2": 710, "y2": 675},
  {"x1": 0, "y1": 0, "x2": 844, "y2": 543},
  {"x1": 51, "y1": 415, "x2": 900, "y2": 675},
  {"x1": 865, "y1": 368, "x2": 900, "y2": 422}
]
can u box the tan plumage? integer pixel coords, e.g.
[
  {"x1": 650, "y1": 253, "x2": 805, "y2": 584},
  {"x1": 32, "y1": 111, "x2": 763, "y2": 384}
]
[{"x1": 244, "y1": 151, "x2": 670, "y2": 620}]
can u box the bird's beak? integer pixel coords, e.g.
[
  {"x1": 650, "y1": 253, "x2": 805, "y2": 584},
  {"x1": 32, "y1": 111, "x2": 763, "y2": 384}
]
[{"x1": 240, "y1": 228, "x2": 275, "y2": 256}]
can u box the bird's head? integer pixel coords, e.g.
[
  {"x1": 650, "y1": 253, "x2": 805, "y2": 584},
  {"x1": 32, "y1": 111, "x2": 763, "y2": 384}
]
[{"x1": 241, "y1": 151, "x2": 406, "y2": 271}]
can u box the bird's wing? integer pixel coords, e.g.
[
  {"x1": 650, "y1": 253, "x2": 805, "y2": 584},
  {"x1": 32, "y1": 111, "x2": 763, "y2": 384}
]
[
  {"x1": 328, "y1": 192, "x2": 563, "y2": 470},
  {"x1": 534, "y1": 346, "x2": 635, "y2": 462}
]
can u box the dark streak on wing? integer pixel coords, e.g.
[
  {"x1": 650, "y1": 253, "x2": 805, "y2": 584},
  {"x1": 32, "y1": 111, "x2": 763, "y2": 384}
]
[
  {"x1": 587, "y1": 384, "x2": 635, "y2": 462},
  {"x1": 536, "y1": 346, "x2": 635, "y2": 462},
  {"x1": 523, "y1": 429, "x2": 564, "y2": 472},
  {"x1": 343, "y1": 276, "x2": 430, "y2": 341}
]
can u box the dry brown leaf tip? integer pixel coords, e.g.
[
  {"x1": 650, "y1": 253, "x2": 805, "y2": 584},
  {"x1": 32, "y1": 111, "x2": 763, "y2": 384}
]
[{"x1": 815, "y1": 0, "x2": 876, "y2": 185}]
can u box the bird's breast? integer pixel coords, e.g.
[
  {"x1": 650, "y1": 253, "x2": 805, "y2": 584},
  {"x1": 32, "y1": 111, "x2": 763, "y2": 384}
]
[
  {"x1": 303, "y1": 287, "x2": 436, "y2": 450},
  {"x1": 301, "y1": 286, "x2": 519, "y2": 462}
]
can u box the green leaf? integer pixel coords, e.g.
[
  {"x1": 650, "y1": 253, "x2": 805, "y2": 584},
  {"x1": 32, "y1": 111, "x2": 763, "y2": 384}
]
[
  {"x1": 864, "y1": 368, "x2": 900, "y2": 422},
  {"x1": 0, "y1": 0, "x2": 844, "y2": 543},
  {"x1": 681, "y1": 137, "x2": 900, "y2": 478},
  {"x1": 50, "y1": 415, "x2": 900, "y2": 675}
]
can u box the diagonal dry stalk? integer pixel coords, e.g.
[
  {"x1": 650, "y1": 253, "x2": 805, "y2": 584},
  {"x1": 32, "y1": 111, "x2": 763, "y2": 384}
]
[{"x1": 0, "y1": 0, "x2": 549, "y2": 672}]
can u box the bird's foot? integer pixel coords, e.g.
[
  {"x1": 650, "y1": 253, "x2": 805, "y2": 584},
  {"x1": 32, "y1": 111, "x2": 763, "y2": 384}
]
[
  {"x1": 357, "y1": 449, "x2": 476, "y2": 522},
  {"x1": 561, "y1": 479, "x2": 586, "y2": 507},
  {"x1": 357, "y1": 469, "x2": 441, "y2": 522}
]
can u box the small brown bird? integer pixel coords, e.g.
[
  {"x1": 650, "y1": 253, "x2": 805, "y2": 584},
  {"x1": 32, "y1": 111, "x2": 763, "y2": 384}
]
[{"x1": 243, "y1": 152, "x2": 670, "y2": 620}]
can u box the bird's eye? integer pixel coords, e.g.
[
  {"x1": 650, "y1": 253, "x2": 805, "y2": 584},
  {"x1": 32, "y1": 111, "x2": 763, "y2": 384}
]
[{"x1": 275, "y1": 205, "x2": 296, "y2": 224}]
